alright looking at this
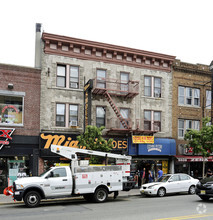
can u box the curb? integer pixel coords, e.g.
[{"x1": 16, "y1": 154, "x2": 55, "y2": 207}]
[{"x1": 0, "y1": 193, "x2": 140, "y2": 206}]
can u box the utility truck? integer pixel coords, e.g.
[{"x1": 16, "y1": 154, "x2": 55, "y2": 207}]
[{"x1": 5, "y1": 145, "x2": 135, "y2": 208}]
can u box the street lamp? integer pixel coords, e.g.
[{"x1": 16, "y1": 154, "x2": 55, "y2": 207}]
[{"x1": 210, "y1": 60, "x2": 213, "y2": 124}]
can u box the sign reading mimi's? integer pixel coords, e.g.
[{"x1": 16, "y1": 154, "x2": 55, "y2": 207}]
[{"x1": 84, "y1": 79, "x2": 93, "y2": 131}]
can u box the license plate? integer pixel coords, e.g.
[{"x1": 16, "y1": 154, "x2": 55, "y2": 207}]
[
  {"x1": 141, "y1": 190, "x2": 144, "y2": 193},
  {"x1": 200, "y1": 190, "x2": 206, "y2": 195}
]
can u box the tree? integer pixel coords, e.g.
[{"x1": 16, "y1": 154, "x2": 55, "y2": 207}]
[
  {"x1": 184, "y1": 117, "x2": 213, "y2": 178},
  {"x1": 77, "y1": 125, "x2": 114, "y2": 164}
]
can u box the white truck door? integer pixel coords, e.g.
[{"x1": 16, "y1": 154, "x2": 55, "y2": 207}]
[{"x1": 45, "y1": 167, "x2": 72, "y2": 197}]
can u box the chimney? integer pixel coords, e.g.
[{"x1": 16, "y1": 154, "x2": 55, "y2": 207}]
[{"x1": 34, "y1": 23, "x2": 42, "y2": 68}]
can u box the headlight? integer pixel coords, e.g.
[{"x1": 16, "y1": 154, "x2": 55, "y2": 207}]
[
  {"x1": 16, "y1": 184, "x2": 24, "y2": 190},
  {"x1": 148, "y1": 186, "x2": 154, "y2": 189}
]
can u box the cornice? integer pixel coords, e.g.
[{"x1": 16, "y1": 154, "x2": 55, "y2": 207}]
[
  {"x1": 173, "y1": 59, "x2": 211, "y2": 76},
  {"x1": 42, "y1": 32, "x2": 176, "y2": 72}
]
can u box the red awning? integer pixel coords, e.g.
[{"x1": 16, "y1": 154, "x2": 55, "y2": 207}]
[{"x1": 176, "y1": 155, "x2": 213, "y2": 162}]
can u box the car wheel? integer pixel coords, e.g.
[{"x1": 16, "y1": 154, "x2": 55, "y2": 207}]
[
  {"x1": 157, "y1": 187, "x2": 166, "y2": 197},
  {"x1": 93, "y1": 187, "x2": 108, "y2": 203},
  {"x1": 24, "y1": 191, "x2": 41, "y2": 208},
  {"x1": 188, "y1": 185, "x2": 196, "y2": 194},
  {"x1": 199, "y1": 195, "x2": 210, "y2": 201}
]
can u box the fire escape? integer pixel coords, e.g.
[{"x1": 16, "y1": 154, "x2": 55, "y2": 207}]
[{"x1": 92, "y1": 77, "x2": 141, "y2": 134}]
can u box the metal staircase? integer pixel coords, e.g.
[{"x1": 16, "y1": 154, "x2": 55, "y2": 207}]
[{"x1": 104, "y1": 91, "x2": 130, "y2": 129}]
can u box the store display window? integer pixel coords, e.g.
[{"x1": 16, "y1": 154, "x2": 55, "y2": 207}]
[{"x1": 0, "y1": 95, "x2": 23, "y2": 125}]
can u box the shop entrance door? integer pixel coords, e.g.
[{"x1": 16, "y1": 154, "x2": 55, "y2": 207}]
[{"x1": 0, "y1": 158, "x2": 8, "y2": 193}]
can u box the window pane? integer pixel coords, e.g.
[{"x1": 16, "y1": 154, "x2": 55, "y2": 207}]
[
  {"x1": 69, "y1": 105, "x2": 78, "y2": 126},
  {"x1": 97, "y1": 69, "x2": 106, "y2": 88},
  {"x1": 194, "y1": 89, "x2": 200, "y2": 106},
  {"x1": 57, "y1": 77, "x2": 66, "y2": 87},
  {"x1": 120, "y1": 109, "x2": 129, "y2": 119},
  {"x1": 145, "y1": 76, "x2": 151, "y2": 97},
  {"x1": 194, "y1": 121, "x2": 200, "y2": 130},
  {"x1": 154, "y1": 78, "x2": 161, "y2": 97},
  {"x1": 186, "y1": 88, "x2": 192, "y2": 105},
  {"x1": 0, "y1": 95, "x2": 23, "y2": 125},
  {"x1": 70, "y1": 66, "x2": 78, "y2": 78},
  {"x1": 57, "y1": 104, "x2": 65, "y2": 114},
  {"x1": 144, "y1": 111, "x2": 151, "y2": 120},
  {"x1": 120, "y1": 72, "x2": 129, "y2": 91},
  {"x1": 186, "y1": 120, "x2": 192, "y2": 129},
  {"x1": 206, "y1": 90, "x2": 211, "y2": 108},
  {"x1": 178, "y1": 119, "x2": 184, "y2": 137},
  {"x1": 52, "y1": 168, "x2": 67, "y2": 177},
  {"x1": 96, "y1": 107, "x2": 105, "y2": 118},
  {"x1": 178, "y1": 87, "x2": 185, "y2": 105},
  {"x1": 57, "y1": 65, "x2": 66, "y2": 76},
  {"x1": 70, "y1": 66, "x2": 79, "y2": 89},
  {"x1": 56, "y1": 104, "x2": 65, "y2": 127}
]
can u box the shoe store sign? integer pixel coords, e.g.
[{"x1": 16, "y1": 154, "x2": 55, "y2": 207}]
[{"x1": 0, "y1": 128, "x2": 15, "y2": 150}]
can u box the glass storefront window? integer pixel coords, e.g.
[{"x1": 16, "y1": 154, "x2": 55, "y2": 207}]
[{"x1": 0, "y1": 95, "x2": 23, "y2": 125}]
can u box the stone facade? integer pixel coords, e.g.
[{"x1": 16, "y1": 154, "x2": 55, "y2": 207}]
[
  {"x1": 172, "y1": 60, "x2": 211, "y2": 155},
  {"x1": 39, "y1": 32, "x2": 175, "y2": 139}
]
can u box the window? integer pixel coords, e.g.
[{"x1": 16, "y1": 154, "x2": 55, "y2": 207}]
[
  {"x1": 56, "y1": 104, "x2": 65, "y2": 127},
  {"x1": 144, "y1": 76, "x2": 161, "y2": 98},
  {"x1": 170, "y1": 175, "x2": 180, "y2": 182},
  {"x1": 0, "y1": 95, "x2": 23, "y2": 125},
  {"x1": 69, "y1": 105, "x2": 78, "y2": 126},
  {"x1": 52, "y1": 168, "x2": 67, "y2": 178},
  {"x1": 206, "y1": 90, "x2": 211, "y2": 109},
  {"x1": 57, "y1": 65, "x2": 66, "y2": 87},
  {"x1": 70, "y1": 66, "x2": 79, "y2": 89},
  {"x1": 144, "y1": 110, "x2": 161, "y2": 131},
  {"x1": 120, "y1": 72, "x2": 129, "y2": 91},
  {"x1": 96, "y1": 107, "x2": 105, "y2": 127},
  {"x1": 180, "y1": 174, "x2": 190, "y2": 181},
  {"x1": 178, "y1": 86, "x2": 200, "y2": 107},
  {"x1": 97, "y1": 69, "x2": 106, "y2": 88},
  {"x1": 120, "y1": 108, "x2": 129, "y2": 128},
  {"x1": 178, "y1": 119, "x2": 200, "y2": 138}
]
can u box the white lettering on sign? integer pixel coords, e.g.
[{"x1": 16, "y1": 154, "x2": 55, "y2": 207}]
[{"x1": 147, "y1": 145, "x2": 162, "y2": 152}]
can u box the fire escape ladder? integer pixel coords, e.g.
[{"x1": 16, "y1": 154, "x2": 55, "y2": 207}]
[{"x1": 104, "y1": 92, "x2": 130, "y2": 129}]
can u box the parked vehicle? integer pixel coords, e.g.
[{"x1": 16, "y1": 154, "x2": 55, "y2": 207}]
[
  {"x1": 4, "y1": 145, "x2": 135, "y2": 208},
  {"x1": 140, "y1": 173, "x2": 199, "y2": 197},
  {"x1": 195, "y1": 176, "x2": 213, "y2": 201}
]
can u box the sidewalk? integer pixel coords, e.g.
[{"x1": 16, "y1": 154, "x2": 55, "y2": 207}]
[{"x1": 0, "y1": 188, "x2": 140, "y2": 205}]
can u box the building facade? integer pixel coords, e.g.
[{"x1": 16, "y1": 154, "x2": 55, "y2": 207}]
[
  {"x1": 172, "y1": 60, "x2": 211, "y2": 178},
  {"x1": 35, "y1": 24, "x2": 176, "y2": 177},
  {"x1": 0, "y1": 63, "x2": 40, "y2": 193}
]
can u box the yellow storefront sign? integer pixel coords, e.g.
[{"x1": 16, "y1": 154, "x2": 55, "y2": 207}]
[{"x1": 132, "y1": 136, "x2": 154, "y2": 144}]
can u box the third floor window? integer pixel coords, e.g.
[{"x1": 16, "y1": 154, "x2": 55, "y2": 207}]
[
  {"x1": 178, "y1": 86, "x2": 200, "y2": 107},
  {"x1": 144, "y1": 76, "x2": 161, "y2": 98}
]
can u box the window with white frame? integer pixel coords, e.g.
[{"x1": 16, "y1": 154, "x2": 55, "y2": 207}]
[
  {"x1": 178, "y1": 119, "x2": 200, "y2": 138},
  {"x1": 206, "y1": 90, "x2": 211, "y2": 109},
  {"x1": 97, "y1": 69, "x2": 106, "y2": 88},
  {"x1": 70, "y1": 66, "x2": 79, "y2": 89},
  {"x1": 0, "y1": 95, "x2": 24, "y2": 125},
  {"x1": 144, "y1": 110, "x2": 161, "y2": 131},
  {"x1": 178, "y1": 86, "x2": 200, "y2": 106},
  {"x1": 96, "y1": 106, "x2": 105, "y2": 127},
  {"x1": 144, "y1": 76, "x2": 161, "y2": 98},
  {"x1": 69, "y1": 104, "x2": 78, "y2": 126},
  {"x1": 56, "y1": 103, "x2": 79, "y2": 127},
  {"x1": 56, "y1": 64, "x2": 79, "y2": 89}
]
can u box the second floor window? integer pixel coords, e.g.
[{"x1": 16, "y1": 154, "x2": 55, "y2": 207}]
[
  {"x1": 144, "y1": 76, "x2": 161, "y2": 98},
  {"x1": 178, "y1": 119, "x2": 200, "y2": 138},
  {"x1": 56, "y1": 104, "x2": 65, "y2": 127},
  {"x1": 69, "y1": 104, "x2": 78, "y2": 126},
  {"x1": 178, "y1": 86, "x2": 200, "y2": 107},
  {"x1": 120, "y1": 108, "x2": 129, "y2": 128},
  {"x1": 96, "y1": 106, "x2": 105, "y2": 127},
  {"x1": 144, "y1": 110, "x2": 161, "y2": 131}
]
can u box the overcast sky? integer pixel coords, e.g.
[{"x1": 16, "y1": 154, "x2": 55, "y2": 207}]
[{"x1": 0, "y1": 0, "x2": 212, "y2": 68}]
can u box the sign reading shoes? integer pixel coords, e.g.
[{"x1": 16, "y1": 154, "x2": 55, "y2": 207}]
[{"x1": 0, "y1": 128, "x2": 15, "y2": 150}]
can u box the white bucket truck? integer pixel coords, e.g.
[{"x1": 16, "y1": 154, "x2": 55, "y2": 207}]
[{"x1": 9, "y1": 145, "x2": 135, "y2": 207}]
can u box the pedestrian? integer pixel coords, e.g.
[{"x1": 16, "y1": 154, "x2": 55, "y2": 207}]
[
  {"x1": 141, "y1": 168, "x2": 146, "y2": 185},
  {"x1": 157, "y1": 168, "x2": 163, "y2": 179},
  {"x1": 134, "y1": 172, "x2": 139, "y2": 188},
  {"x1": 206, "y1": 168, "x2": 212, "y2": 177},
  {"x1": 148, "y1": 170, "x2": 154, "y2": 183}
]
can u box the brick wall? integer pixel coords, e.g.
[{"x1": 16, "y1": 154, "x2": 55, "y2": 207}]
[{"x1": 0, "y1": 63, "x2": 41, "y2": 136}]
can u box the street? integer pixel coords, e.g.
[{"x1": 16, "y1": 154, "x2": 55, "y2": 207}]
[{"x1": 1, "y1": 194, "x2": 213, "y2": 220}]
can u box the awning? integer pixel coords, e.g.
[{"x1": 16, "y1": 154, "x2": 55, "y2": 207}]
[{"x1": 176, "y1": 155, "x2": 213, "y2": 162}]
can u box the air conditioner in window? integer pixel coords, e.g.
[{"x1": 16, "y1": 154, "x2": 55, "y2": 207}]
[
  {"x1": 70, "y1": 120, "x2": 78, "y2": 127},
  {"x1": 155, "y1": 93, "x2": 161, "y2": 98},
  {"x1": 70, "y1": 83, "x2": 78, "y2": 88}
]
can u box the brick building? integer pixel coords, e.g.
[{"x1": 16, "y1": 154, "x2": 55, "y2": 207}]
[
  {"x1": 0, "y1": 63, "x2": 40, "y2": 192},
  {"x1": 172, "y1": 60, "x2": 211, "y2": 177},
  {"x1": 35, "y1": 24, "x2": 176, "y2": 176}
]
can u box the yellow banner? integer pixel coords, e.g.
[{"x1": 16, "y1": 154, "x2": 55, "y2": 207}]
[{"x1": 132, "y1": 136, "x2": 154, "y2": 144}]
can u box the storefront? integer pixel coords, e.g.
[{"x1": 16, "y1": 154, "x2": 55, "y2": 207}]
[
  {"x1": 175, "y1": 155, "x2": 213, "y2": 179},
  {"x1": 128, "y1": 137, "x2": 176, "y2": 181},
  {"x1": 39, "y1": 132, "x2": 128, "y2": 174},
  {"x1": 0, "y1": 129, "x2": 39, "y2": 193}
]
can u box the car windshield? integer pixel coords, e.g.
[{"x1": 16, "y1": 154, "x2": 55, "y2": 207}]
[
  {"x1": 200, "y1": 176, "x2": 213, "y2": 184},
  {"x1": 157, "y1": 175, "x2": 171, "y2": 182}
]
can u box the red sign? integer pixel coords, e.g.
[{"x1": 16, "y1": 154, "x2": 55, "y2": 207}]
[{"x1": 0, "y1": 128, "x2": 15, "y2": 150}]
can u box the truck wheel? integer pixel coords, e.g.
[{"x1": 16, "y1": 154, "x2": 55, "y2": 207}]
[
  {"x1": 24, "y1": 191, "x2": 41, "y2": 208},
  {"x1": 83, "y1": 194, "x2": 93, "y2": 202},
  {"x1": 93, "y1": 188, "x2": 108, "y2": 203}
]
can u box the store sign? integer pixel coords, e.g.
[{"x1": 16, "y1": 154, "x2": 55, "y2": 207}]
[
  {"x1": 0, "y1": 128, "x2": 15, "y2": 150},
  {"x1": 147, "y1": 144, "x2": 162, "y2": 152},
  {"x1": 40, "y1": 133, "x2": 127, "y2": 151},
  {"x1": 132, "y1": 136, "x2": 154, "y2": 144}
]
